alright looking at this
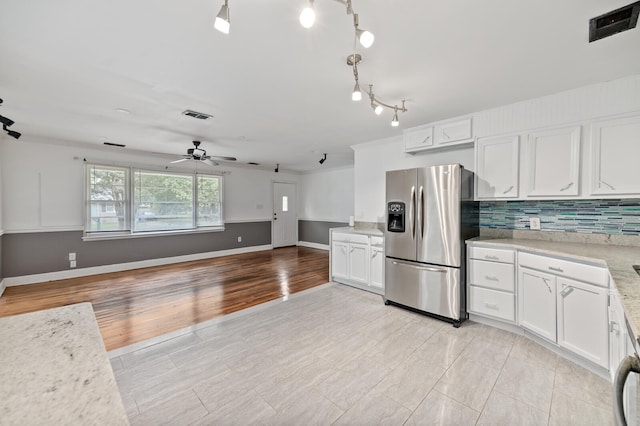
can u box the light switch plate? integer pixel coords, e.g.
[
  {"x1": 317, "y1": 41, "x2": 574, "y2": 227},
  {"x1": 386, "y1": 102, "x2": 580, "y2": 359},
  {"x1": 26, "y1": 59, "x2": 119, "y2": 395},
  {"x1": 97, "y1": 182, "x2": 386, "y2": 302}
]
[{"x1": 530, "y1": 217, "x2": 541, "y2": 230}]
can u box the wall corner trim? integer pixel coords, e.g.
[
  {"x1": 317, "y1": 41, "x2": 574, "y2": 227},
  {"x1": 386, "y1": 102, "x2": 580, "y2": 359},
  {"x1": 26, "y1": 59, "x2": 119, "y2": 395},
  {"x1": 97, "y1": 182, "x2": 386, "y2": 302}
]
[
  {"x1": 297, "y1": 241, "x2": 330, "y2": 251},
  {"x1": 3, "y1": 244, "x2": 274, "y2": 287}
]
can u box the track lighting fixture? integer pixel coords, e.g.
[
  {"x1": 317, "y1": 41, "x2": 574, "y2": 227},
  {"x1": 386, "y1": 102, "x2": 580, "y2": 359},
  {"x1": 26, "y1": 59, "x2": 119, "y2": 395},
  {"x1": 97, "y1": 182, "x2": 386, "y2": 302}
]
[
  {"x1": 319, "y1": 153, "x2": 327, "y2": 164},
  {"x1": 274, "y1": 163, "x2": 279, "y2": 173},
  {"x1": 368, "y1": 85, "x2": 407, "y2": 127},
  {"x1": 299, "y1": 0, "x2": 315, "y2": 28},
  {"x1": 0, "y1": 100, "x2": 22, "y2": 139},
  {"x1": 352, "y1": 13, "x2": 374, "y2": 48},
  {"x1": 214, "y1": 0, "x2": 230, "y2": 34}
]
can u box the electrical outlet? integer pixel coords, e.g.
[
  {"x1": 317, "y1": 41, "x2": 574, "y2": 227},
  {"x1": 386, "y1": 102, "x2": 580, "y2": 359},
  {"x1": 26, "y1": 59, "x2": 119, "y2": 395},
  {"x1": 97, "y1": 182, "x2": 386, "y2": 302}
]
[
  {"x1": 70, "y1": 260, "x2": 77, "y2": 268},
  {"x1": 530, "y1": 217, "x2": 541, "y2": 230},
  {"x1": 69, "y1": 252, "x2": 76, "y2": 261},
  {"x1": 237, "y1": 236, "x2": 242, "y2": 242}
]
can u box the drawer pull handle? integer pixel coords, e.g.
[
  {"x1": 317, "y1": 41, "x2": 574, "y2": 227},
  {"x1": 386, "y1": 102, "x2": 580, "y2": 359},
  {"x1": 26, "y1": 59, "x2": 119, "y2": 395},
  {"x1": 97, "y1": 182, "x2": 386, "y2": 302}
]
[
  {"x1": 502, "y1": 185, "x2": 514, "y2": 194},
  {"x1": 542, "y1": 277, "x2": 552, "y2": 293},
  {"x1": 484, "y1": 303, "x2": 499, "y2": 310},
  {"x1": 371, "y1": 251, "x2": 377, "y2": 258},
  {"x1": 560, "y1": 287, "x2": 574, "y2": 298},
  {"x1": 560, "y1": 182, "x2": 574, "y2": 192},
  {"x1": 548, "y1": 266, "x2": 564, "y2": 273},
  {"x1": 484, "y1": 255, "x2": 499, "y2": 260},
  {"x1": 485, "y1": 276, "x2": 499, "y2": 282},
  {"x1": 422, "y1": 135, "x2": 431, "y2": 144},
  {"x1": 600, "y1": 180, "x2": 615, "y2": 190}
]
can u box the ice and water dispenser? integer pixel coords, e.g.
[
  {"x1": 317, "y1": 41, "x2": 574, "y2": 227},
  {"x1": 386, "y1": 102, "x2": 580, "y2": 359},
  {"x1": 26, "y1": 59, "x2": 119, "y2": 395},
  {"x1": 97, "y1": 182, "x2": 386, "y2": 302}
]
[{"x1": 387, "y1": 202, "x2": 405, "y2": 233}]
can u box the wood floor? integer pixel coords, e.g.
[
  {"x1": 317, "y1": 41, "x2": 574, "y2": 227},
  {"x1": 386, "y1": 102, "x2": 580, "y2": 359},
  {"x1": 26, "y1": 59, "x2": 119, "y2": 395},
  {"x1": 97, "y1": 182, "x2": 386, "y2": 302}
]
[{"x1": 0, "y1": 246, "x2": 329, "y2": 351}]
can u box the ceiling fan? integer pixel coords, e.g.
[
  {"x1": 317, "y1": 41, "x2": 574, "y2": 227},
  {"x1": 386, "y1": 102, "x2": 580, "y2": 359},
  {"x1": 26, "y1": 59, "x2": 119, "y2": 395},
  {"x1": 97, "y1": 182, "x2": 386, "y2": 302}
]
[{"x1": 170, "y1": 141, "x2": 237, "y2": 166}]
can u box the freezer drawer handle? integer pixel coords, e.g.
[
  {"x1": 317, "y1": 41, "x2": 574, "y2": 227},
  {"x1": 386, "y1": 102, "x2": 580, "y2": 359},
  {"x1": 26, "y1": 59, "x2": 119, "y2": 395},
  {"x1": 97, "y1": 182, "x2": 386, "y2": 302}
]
[{"x1": 391, "y1": 261, "x2": 447, "y2": 273}]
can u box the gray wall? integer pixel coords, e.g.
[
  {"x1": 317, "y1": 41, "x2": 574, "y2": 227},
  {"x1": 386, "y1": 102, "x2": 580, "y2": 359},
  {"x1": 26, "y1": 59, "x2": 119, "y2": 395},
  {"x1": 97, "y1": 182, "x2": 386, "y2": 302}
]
[
  {"x1": 2, "y1": 222, "x2": 270, "y2": 278},
  {"x1": 299, "y1": 220, "x2": 348, "y2": 245},
  {"x1": 0, "y1": 234, "x2": 3, "y2": 281}
]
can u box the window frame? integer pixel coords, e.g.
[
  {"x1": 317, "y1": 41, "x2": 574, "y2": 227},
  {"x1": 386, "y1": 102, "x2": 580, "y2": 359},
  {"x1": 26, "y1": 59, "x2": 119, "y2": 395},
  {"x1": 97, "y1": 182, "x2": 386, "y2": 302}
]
[{"x1": 84, "y1": 163, "x2": 225, "y2": 240}]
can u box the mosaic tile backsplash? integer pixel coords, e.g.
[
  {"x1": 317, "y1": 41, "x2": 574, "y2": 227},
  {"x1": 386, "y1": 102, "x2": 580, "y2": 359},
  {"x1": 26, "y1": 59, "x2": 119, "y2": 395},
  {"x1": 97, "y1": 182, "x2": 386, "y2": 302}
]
[{"x1": 480, "y1": 199, "x2": 640, "y2": 235}]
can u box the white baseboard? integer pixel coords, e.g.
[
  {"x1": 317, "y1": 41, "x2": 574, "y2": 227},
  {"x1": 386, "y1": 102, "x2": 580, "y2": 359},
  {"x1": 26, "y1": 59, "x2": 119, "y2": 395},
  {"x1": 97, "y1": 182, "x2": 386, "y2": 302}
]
[
  {"x1": 297, "y1": 241, "x2": 330, "y2": 251},
  {"x1": 0, "y1": 280, "x2": 5, "y2": 297},
  {"x1": 3, "y1": 245, "x2": 273, "y2": 287}
]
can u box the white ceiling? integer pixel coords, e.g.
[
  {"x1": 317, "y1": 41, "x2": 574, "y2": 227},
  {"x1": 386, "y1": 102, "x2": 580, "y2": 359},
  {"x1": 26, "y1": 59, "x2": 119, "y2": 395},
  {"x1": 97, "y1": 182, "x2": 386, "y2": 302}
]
[{"x1": 0, "y1": 0, "x2": 639, "y2": 172}]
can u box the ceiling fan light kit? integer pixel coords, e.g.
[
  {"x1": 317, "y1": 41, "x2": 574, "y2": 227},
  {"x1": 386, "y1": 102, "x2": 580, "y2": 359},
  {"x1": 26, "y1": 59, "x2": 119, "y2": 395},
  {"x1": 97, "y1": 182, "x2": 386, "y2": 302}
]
[{"x1": 170, "y1": 140, "x2": 236, "y2": 167}]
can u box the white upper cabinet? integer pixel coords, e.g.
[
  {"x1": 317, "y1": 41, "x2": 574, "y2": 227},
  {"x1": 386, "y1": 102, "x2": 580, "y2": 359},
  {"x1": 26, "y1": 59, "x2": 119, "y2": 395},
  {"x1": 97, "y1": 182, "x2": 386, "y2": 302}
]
[
  {"x1": 589, "y1": 114, "x2": 640, "y2": 196},
  {"x1": 404, "y1": 125, "x2": 434, "y2": 152},
  {"x1": 404, "y1": 116, "x2": 473, "y2": 153},
  {"x1": 434, "y1": 117, "x2": 473, "y2": 145},
  {"x1": 475, "y1": 135, "x2": 519, "y2": 199},
  {"x1": 524, "y1": 126, "x2": 581, "y2": 197}
]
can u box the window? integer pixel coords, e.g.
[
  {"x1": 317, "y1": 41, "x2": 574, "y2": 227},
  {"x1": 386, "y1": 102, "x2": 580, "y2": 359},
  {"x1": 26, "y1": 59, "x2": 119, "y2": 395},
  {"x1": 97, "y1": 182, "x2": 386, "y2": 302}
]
[
  {"x1": 282, "y1": 195, "x2": 289, "y2": 212},
  {"x1": 85, "y1": 164, "x2": 223, "y2": 237}
]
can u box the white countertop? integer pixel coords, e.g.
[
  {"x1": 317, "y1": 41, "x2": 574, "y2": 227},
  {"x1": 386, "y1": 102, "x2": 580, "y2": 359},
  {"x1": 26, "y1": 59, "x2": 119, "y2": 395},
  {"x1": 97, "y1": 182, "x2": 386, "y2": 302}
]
[
  {"x1": 468, "y1": 237, "x2": 640, "y2": 346},
  {"x1": 0, "y1": 303, "x2": 129, "y2": 425},
  {"x1": 331, "y1": 226, "x2": 384, "y2": 237}
]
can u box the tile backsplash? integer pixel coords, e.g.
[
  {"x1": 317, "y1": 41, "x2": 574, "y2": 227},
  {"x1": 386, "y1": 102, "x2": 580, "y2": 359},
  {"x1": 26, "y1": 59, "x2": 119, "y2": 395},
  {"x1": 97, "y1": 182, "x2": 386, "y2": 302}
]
[{"x1": 480, "y1": 199, "x2": 640, "y2": 235}]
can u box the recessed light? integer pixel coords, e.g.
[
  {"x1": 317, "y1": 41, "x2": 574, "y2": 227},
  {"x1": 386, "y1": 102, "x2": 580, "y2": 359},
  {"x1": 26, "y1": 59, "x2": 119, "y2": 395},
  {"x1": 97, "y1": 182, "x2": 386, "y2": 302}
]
[{"x1": 115, "y1": 108, "x2": 130, "y2": 114}]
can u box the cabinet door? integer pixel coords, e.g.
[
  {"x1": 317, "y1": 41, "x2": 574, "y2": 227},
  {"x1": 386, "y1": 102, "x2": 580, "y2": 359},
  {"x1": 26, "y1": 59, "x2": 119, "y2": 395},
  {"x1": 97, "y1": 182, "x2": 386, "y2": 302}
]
[
  {"x1": 331, "y1": 241, "x2": 349, "y2": 281},
  {"x1": 518, "y1": 267, "x2": 557, "y2": 342},
  {"x1": 609, "y1": 290, "x2": 628, "y2": 380},
  {"x1": 434, "y1": 117, "x2": 473, "y2": 145},
  {"x1": 557, "y1": 277, "x2": 609, "y2": 369},
  {"x1": 525, "y1": 126, "x2": 580, "y2": 197},
  {"x1": 348, "y1": 243, "x2": 369, "y2": 285},
  {"x1": 369, "y1": 247, "x2": 384, "y2": 289},
  {"x1": 590, "y1": 115, "x2": 640, "y2": 195},
  {"x1": 475, "y1": 135, "x2": 519, "y2": 199},
  {"x1": 404, "y1": 126, "x2": 434, "y2": 152}
]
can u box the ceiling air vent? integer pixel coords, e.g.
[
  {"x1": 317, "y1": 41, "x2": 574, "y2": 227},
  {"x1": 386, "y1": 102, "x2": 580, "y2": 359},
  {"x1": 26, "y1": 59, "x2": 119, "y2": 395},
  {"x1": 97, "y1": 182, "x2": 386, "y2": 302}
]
[
  {"x1": 589, "y1": 1, "x2": 640, "y2": 42},
  {"x1": 182, "y1": 110, "x2": 213, "y2": 120}
]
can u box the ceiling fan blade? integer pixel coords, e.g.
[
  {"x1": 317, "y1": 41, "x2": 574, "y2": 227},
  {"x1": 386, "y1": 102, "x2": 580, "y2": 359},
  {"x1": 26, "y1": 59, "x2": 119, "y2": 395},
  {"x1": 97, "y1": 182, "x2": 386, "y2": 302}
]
[
  {"x1": 202, "y1": 159, "x2": 219, "y2": 167},
  {"x1": 210, "y1": 155, "x2": 237, "y2": 161},
  {"x1": 170, "y1": 158, "x2": 190, "y2": 164}
]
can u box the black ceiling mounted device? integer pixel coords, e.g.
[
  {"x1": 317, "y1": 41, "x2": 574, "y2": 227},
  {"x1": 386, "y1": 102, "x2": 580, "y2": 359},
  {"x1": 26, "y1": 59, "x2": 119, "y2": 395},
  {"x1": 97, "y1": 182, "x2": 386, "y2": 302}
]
[
  {"x1": 0, "y1": 98, "x2": 21, "y2": 140},
  {"x1": 170, "y1": 140, "x2": 237, "y2": 166},
  {"x1": 589, "y1": 1, "x2": 640, "y2": 42}
]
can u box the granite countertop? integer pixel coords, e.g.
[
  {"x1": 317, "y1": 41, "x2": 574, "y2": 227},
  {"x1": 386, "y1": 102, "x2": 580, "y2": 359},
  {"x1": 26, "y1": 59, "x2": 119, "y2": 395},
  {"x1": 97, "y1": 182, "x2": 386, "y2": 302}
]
[
  {"x1": 0, "y1": 303, "x2": 129, "y2": 425},
  {"x1": 467, "y1": 237, "x2": 640, "y2": 346},
  {"x1": 331, "y1": 226, "x2": 384, "y2": 237}
]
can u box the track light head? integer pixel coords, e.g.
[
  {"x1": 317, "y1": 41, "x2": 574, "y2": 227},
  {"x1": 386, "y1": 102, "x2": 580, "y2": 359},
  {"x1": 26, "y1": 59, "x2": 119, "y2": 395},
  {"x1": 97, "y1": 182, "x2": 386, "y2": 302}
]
[
  {"x1": 0, "y1": 115, "x2": 14, "y2": 127},
  {"x1": 391, "y1": 108, "x2": 399, "y2": 127},
  {"x1": 371, "y1": 101, "x2": 384, "y2": 115},
  {"x1": 356, "y1": 28, "x2": 374, "y2": 48},
  {"x1": 319, "y1": 153, "x2": 327, "y2": 165},
  {"x1": 299, "y1": 0, "x2": 315, "y2": 28},
  {"x1": 214, "y1": 0, "x2": 230, "y2": 34},
  {"x1": 352, "y1": 82, "x2": 362, "y2": 101},
  {"x1": 275, "y1": 163, "x2": 279, "y2": 173}
]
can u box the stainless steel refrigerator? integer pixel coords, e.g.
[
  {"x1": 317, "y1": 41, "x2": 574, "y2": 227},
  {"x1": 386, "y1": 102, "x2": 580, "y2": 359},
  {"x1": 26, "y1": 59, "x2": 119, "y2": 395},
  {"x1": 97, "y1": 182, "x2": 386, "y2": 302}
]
[{"x1": 384, "y1": 164, "x2": 478, "y2": 327}]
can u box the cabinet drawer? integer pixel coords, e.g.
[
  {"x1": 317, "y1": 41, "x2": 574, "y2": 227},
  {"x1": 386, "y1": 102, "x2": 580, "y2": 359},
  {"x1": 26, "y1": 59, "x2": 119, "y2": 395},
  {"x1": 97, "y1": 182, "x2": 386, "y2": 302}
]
[
  {"x1": 469, "y1": 286, "x2": 515, "y2": 322},
  {"x1": 468, "y1": 246, "x2": 514, "y2": 263},
  {"x1": 370, "y1": 236, "x2": 384, "y2": 246},
  {"x1": 332, "y1": 232, "x2": 369, "y2": 244},
  {"x1": 518, "y1": 252, "x2": 608, "y2": 287},
  {"x1": 332, "y1": 232, "x2": 350, "y2": 242},
  {"x1": 469, "y1": 260, "x2": 515, "y2": 292}
]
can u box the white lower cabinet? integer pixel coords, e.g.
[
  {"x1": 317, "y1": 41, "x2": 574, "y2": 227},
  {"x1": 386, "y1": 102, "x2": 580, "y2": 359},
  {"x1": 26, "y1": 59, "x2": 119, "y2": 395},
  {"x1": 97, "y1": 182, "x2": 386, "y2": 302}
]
[
  {"x1": 331, "y1": 230, "x2": 384, "y2": 294},
  {"x1": 609, "y1": 289, "x2": 628, "y2": 381},
  {"x1": 518, "y1": 267, "x2": 557, "y2": 342},
  {"x1": 557, "y1": 277, "x2": 609, "y2": 368},
  {"x1": 517, "y1": 251, "x2": 609, "y2": 369},
  {"x1": 468, "y1": 246, "x2": 516, "y2": 323}
]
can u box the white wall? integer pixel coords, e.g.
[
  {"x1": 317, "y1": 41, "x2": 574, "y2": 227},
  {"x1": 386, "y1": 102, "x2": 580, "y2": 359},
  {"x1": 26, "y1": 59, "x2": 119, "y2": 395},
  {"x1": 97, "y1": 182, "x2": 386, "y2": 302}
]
[
  {"x1": 298, "y1": 167, "x2": 354, "y2": 222},
  {"x1": 0, "y1": 135, "x2": 4, "y2": 232},
  {"x1": 1, "y1": 137, "x2": 298, "y2": 232},
  {"x1": 353, "y1": 136, "x2": 474, "y2": 224}
]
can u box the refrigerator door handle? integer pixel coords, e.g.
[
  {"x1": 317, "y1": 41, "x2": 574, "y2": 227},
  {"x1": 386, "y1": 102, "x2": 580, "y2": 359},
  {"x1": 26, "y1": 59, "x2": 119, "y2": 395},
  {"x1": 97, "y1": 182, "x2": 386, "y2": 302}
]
[
  {"x1": 409, "y1": 186, "x2": 416, "y2": 240},
  {"x1": 391, "y1": 261, "x2": 447, "y2": 273},
  {"x1": 418, "y1": 185, "x2": 424, "y2": 240}
]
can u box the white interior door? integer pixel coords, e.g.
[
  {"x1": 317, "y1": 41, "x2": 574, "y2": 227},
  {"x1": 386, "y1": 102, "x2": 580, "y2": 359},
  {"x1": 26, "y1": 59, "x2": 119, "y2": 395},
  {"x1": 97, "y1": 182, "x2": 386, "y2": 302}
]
[{"x1": 273, "y1": 182, "x2": 297, "y2": 248}]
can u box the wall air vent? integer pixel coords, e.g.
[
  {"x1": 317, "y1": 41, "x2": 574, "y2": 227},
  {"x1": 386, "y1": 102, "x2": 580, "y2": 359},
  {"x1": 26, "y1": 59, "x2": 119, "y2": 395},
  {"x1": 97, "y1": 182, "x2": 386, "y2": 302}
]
[
  {"x1": 103, "y1": 142, "x2": 126, "y2": 148},
  {"x1": 589, "y1": 1, "x2": 640, "y2": 42},
  {"x1": 182, "y1": 110, "x2": 213, "y2": 120}
]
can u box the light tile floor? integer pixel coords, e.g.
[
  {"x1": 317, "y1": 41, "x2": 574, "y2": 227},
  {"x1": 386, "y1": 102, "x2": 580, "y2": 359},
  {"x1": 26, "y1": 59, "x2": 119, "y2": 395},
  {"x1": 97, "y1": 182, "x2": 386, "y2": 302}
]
[{"x1": 111, "y1": 283, "x2": 614, "y2": 425}]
